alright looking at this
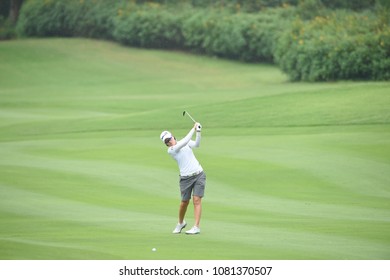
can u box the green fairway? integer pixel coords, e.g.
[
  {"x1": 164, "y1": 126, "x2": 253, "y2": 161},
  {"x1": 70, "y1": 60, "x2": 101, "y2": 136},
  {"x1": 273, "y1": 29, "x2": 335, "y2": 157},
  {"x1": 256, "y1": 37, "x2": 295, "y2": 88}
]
[{"x1": 0, "y1": 38, "x2": 389, "y2": 260}]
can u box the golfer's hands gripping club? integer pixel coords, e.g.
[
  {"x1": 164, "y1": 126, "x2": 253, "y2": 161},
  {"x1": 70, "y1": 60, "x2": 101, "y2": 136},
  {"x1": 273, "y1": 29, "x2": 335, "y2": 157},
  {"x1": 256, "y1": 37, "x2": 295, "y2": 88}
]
[{"x1": 194, "y1": 122, "x2": 202, "y2": 132}]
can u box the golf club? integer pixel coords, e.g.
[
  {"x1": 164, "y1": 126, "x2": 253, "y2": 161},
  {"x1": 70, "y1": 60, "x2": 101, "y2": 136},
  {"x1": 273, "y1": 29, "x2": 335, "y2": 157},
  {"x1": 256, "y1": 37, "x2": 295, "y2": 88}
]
[
  {"x1": 183, "y1": 110, "x2": 196, "y2": 123},
  {"x1": 183, "y1": 111, "x2": 201, "y2": 130}
]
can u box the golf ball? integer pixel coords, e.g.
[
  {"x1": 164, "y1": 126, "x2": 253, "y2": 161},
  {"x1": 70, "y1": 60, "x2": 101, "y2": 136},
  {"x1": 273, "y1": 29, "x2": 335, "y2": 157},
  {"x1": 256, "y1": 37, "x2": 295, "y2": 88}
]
[{"x1": 152, "y1": 248, "x2": 156, "y2": 252}]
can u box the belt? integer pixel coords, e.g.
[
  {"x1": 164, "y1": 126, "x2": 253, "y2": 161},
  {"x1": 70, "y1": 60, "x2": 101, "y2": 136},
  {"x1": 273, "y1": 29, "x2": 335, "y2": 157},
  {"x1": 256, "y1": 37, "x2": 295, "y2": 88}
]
[{"x1": 181, "y1": 170, "x2": 202, "y2": 178}]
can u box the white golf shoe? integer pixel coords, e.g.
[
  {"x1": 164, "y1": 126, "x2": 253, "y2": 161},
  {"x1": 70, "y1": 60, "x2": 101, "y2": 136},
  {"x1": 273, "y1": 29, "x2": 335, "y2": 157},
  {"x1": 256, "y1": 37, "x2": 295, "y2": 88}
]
[
  {"x1": 172, "y1": 221, "x2": 187, "y2": 234},
  {"x1": 185, "y1": 226, "x2": 200, "y2": 235}
]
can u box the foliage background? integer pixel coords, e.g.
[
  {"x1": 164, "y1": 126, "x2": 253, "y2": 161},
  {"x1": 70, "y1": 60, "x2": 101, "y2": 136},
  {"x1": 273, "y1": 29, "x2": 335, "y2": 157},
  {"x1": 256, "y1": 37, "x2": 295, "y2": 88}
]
[{"x1": 9, "y1": 0, "x2": 390, "y2": 80}]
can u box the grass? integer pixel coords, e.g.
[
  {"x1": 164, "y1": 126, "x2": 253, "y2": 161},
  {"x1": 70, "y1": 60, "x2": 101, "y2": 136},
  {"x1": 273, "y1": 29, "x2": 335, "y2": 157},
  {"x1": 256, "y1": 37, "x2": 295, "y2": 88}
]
[{"x1": 0, "y1": 38, "x2": 389, "y2": 260}]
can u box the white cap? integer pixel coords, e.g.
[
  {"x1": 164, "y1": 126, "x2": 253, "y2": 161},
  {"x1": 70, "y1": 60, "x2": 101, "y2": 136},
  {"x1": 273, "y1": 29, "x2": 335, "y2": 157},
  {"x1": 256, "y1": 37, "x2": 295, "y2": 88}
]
[{"x1": 160, "y1": 131, "x2": 172, "y2": 143}]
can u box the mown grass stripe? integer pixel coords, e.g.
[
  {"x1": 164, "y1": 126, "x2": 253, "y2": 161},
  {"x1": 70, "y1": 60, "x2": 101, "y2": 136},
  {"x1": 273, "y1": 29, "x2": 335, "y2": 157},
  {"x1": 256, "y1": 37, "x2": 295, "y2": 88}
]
[{"x1": 0, "y1": 39, "x2": 389, "y2": 259}]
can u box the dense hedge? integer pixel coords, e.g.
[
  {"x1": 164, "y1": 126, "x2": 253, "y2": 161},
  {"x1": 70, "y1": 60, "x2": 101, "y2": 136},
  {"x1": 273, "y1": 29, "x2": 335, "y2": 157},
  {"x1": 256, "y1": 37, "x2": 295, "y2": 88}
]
[
  {"x1": 113, "y1": 2, "x2": 293, "y2": 62},
  {"x1": 275, "y1": 11, "x2": 390, "y2": 81},
  {"x1": 122, "y1": 0, "x2": 375, "y2": 12},
  {"x1": 113, "y1": 3, "x2": 185, "y2": 49},
  {"x1": 0, "y1": 16, "x2": 16, "y2": 40},
  {"x1": 181, "y1": 8, "x2": 294, "y2": 62},
  {"x1": 16, "y1": 0, "x2": 390, "y2": 81},
  {"x1": 16, "y1": 0, "x2": 117, "y2": 39}
]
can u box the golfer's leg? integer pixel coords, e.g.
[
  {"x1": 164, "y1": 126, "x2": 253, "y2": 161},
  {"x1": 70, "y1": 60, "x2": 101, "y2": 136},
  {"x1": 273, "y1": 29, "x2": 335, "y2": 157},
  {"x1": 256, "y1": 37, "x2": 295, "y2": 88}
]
[
  {"x1": 193, "y1": 196, "x2": 202, "y2": 227},
  {"x1": 179, "y1": 200, "x2": 189, "y2": 224}
]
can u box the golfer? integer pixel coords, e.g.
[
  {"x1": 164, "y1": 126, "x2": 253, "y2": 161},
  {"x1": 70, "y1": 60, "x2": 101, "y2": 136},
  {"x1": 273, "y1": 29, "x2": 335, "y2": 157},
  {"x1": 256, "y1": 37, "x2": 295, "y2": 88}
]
[{"x1": 160, "y1": 122, "x2": 206, "y2": 235}]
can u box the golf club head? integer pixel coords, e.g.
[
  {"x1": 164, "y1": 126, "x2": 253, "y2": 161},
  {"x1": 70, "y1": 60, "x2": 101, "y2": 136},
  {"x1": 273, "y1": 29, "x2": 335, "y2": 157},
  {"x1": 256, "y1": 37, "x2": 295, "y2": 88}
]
[{"x1": 182, "y1": 110, "x2": 197, "y2": 123}]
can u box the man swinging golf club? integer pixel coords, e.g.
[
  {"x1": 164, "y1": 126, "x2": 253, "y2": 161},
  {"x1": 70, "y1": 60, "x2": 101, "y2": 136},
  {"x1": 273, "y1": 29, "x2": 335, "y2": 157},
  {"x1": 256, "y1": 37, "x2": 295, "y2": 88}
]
[{"x1": 160, "y1": 115, "x2": 205, "y2": 235}]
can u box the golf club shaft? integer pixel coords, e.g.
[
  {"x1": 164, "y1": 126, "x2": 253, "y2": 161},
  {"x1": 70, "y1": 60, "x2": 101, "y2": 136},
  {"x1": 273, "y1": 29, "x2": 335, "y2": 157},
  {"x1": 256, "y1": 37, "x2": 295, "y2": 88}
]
[{"x1": 184, "y1": 111, "x2": 196, "y2": 123}]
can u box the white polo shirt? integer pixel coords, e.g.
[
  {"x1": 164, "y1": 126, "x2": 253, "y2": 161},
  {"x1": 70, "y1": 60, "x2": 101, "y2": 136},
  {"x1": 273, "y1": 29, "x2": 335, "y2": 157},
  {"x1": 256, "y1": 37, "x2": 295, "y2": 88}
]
[{"x1": 168, "y1": 128, "x2": 203, "y2": 177}]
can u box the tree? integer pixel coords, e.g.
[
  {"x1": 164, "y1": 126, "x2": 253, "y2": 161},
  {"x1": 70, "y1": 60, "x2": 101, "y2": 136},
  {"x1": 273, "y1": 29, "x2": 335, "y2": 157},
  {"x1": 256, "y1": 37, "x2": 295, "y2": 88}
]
[{"x1": 9, "y1": 0, "x2": 24, "y2": 25}]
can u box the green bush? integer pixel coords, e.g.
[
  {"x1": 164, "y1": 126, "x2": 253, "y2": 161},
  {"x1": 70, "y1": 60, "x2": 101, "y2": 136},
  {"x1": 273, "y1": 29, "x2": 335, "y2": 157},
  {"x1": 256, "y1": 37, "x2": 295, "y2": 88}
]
[
  {"x1": 320, "y1": 0, "x2": 375, "y2": 10},
  {"x1": 15, "y1": 0, "x2": 389, "y2": 81},
  {"x1": 275, "y1": 11, "x2": 390, "y2": 81},
  {"x1": 0, "y1": 16, "x2": 16, "y2": 40},
  {"x1": 182, "y1": 11, "x2": 260, "y2": 59},
  {"x1": 113, "y1": 3, "x2": 185, "y2": 49},
  {"x1": 66, "y1": 0, "x2": 118, "y2": 39},
  {"x1": 129, "y1": 0, "x2": 300, "y2": 11},
  {"x1": 113, "y1": 4, "x2": 293, "y2": 61},
  {"x1": 241, "y1": 8, "x2": 295, "y2": 62},
  {"x1": 17, "y1": 0, "x2": 69, "y2": 37},
  {"x1": 17, "y1": 0, "x2": 118, "y2": 39},
  {"x1": 182, "y1": 7, "x2": 294, "y2": 62},
  {"x1": 181, "y1": 10, "x2": 219, "y2": 54}
]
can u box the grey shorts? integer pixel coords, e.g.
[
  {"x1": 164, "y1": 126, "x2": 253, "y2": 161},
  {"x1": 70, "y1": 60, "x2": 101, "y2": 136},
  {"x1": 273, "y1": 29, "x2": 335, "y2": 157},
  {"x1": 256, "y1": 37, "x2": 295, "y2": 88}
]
[{"x1": 179, "y1": 171, "x2": 206, "y2": 201}]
